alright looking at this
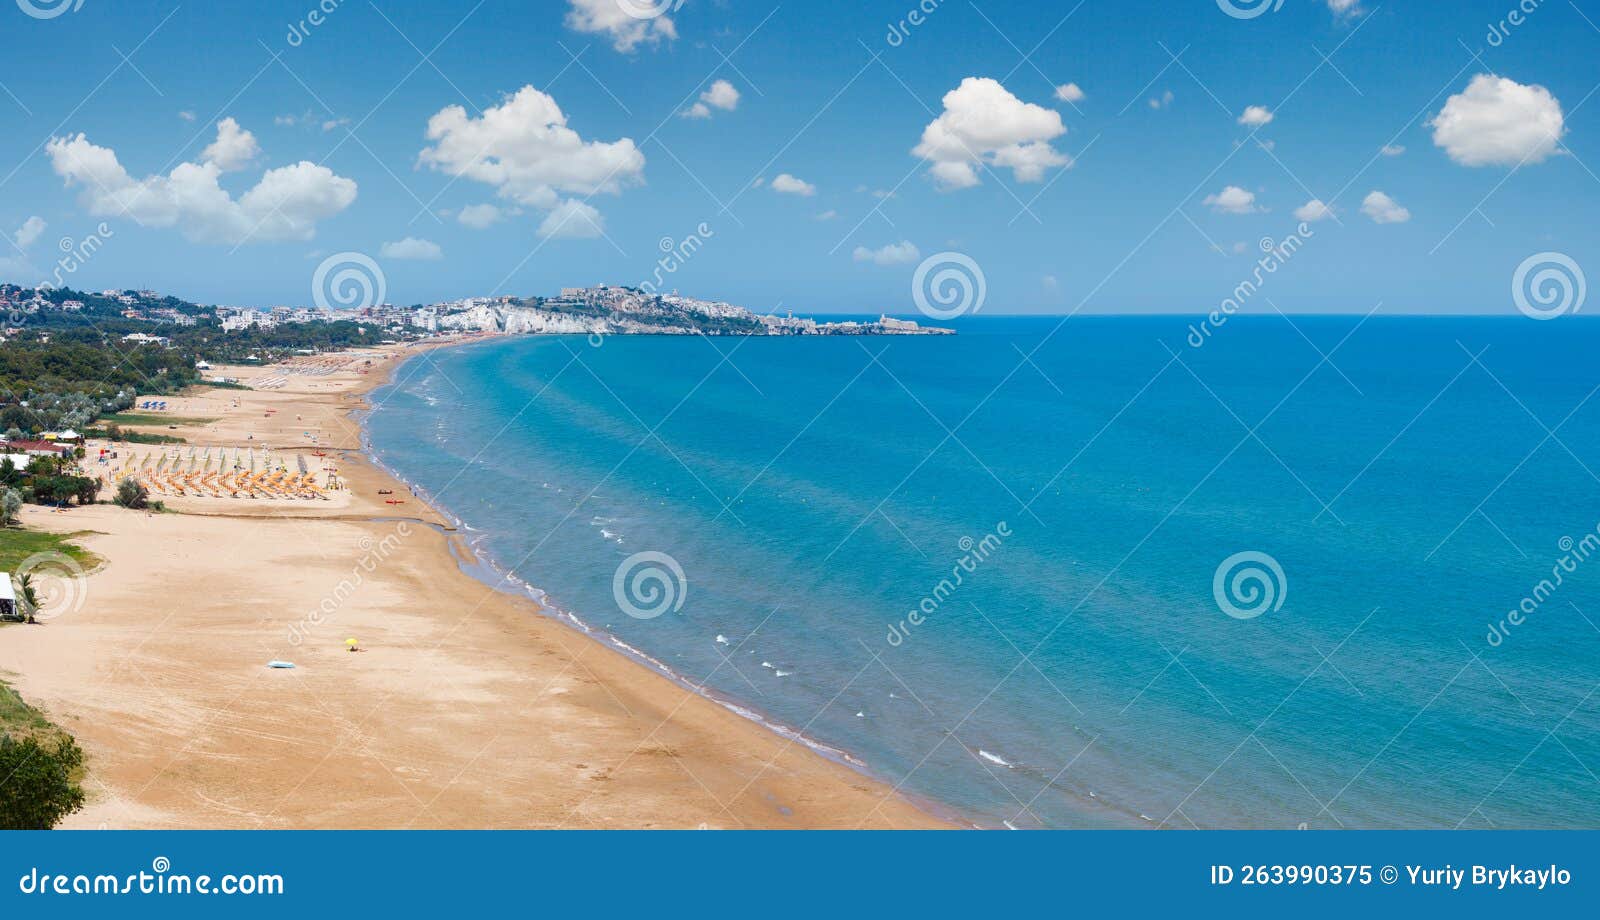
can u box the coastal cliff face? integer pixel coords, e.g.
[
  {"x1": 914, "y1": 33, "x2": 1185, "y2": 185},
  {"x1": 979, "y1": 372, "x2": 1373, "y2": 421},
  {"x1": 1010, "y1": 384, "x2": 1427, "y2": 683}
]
[
  {"x1": 502, "y1": 309, "x2": 609, "y2": 335},
  {"x1": 435, "y1": 305, "x2": 610, "y2": 335},
  {"x1": 424, "y1": 286, "x2": 953, "y2": 337}
]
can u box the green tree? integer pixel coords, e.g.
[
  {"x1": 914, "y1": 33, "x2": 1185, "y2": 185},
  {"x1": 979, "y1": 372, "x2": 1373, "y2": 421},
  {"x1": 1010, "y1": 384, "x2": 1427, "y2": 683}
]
[
  {"x1": 72, "y1": 477, "x2": 99, "y2": 506},
  {"x1": 0, "y1": 734, "x2": 86, "y2": 829},
  {"x1": 113, "y1": 477, "x2": 148, "y2": 510}
]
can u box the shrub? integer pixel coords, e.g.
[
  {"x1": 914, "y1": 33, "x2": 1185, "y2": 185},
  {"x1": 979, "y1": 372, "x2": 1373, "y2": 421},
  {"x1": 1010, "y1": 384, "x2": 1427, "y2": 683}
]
[
  {"x1": 113, "y1": 477, "x2": 148, "y2": 510},
  {"x1": 0, "y1": 488, "x2": 19, "y2": 525},
  {"x1": 0, "y1": 734, "x2": 85, "y2": 829}
]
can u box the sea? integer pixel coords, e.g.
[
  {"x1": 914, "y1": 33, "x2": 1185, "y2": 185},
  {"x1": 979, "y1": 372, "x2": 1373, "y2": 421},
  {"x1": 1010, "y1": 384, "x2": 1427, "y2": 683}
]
[{"x1": 364, "y1": 315, "x2": 1600, "y2": 829}]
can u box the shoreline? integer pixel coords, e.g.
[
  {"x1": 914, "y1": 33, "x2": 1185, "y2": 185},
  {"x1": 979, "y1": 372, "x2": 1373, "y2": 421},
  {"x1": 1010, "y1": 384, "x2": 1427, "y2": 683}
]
[
  {"x1": 359, "y1": 337, "x2": 968, "y2": 826},
  {"x1": 0, "y1": 335, "x2": 952, "y2": 829}
]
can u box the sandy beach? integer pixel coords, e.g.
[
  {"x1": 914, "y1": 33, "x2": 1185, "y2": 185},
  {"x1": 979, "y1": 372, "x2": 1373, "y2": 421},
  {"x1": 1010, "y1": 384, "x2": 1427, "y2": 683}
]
[{"x1": 0, "y1": 338, "x2": 947, "y2": 829}]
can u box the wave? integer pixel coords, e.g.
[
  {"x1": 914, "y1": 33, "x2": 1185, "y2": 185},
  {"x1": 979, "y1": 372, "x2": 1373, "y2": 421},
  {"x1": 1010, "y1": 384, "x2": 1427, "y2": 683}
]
[{"x1": 977, "y1": 749, "x2": 1014, "y2": 769}]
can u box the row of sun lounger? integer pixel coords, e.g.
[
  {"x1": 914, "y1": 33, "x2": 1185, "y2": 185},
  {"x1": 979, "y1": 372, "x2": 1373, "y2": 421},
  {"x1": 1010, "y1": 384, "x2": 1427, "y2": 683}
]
[{"x1": 107, "y1": 448, "x2": 338, "y2": 500}]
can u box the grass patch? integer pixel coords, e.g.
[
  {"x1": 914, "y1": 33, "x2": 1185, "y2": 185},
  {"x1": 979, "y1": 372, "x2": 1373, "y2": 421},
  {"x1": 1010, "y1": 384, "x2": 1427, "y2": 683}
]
[
  {"x1": 100, "y1": 412, "x2": 217, "y2": 428},
  {"x1": 0, "y1": 683, "x2": 58, "y2": 744},
  {"x1": 84, "y1": 427, "x2": 185, "y2": 445},
  {"x1": 0, "y1": 528, "x2": 102, "y2": 577}
]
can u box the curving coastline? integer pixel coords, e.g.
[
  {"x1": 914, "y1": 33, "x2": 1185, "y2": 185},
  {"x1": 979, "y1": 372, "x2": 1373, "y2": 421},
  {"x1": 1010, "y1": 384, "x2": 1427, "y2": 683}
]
[
  {"x1": 0, "y1": 336, "x2": 950, "y2": 829},
  {"x1": 359, "y1": 337, "x2": 968, "y2": 827}
]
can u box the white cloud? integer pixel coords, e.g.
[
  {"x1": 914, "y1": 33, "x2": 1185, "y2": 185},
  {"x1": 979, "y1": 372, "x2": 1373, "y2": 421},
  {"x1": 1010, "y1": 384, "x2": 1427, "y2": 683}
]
[
  {"x1": 770, "y1": 173, "x2": 815, "y2": 196},
  {"x1": 913, "y1": 77, "x2": 1068, "y2": 189},
  {"x1": 815, "y1": 209, "x2": 838, "y2": 221},
  {"x1": 852, "y1": 241, "x2": 920, "y2": 265},
  {"x1": 1203, "y1": 185, "x2": 1258, "y2": 214},
  {"x1": 46, "y1": 122, "x2": 357, "y2": 245},
  {"x1": 538, "y1": 199, "x2": 604, "y2": 239},
  {"x1": 201, "y1": 117, "x2": 260, "y2": 171},
  {"x1": 13, "y1": 216, "x2": 46, "y2": 250},
  {"x1": 457, "y1": 203, "x2": 503, "y2": 229},
  {"x1": 1293, "y1": 199, "x2": 1334, "y2": 222},
  {"x1": 381, "y1": 237, "x2": 443, "y2": 260},
  {"x1": 321, "y1": 118, "x2": 351, "y2": 133},
  {"x1": 1430, "y1": 74, "x2": 1565, "y2": 167},
  {"x1": 419, "y1": 85, "x2": 644, "y2": 234},
  {"x1": 681, "y1": 82, "x2": 738, "y2": 120},
  {"x1": 178, "y1": 110, "x2": 196, "y2": 122},
  {"x1": 565, "y1": 0, "x2": 677, "y2": 53},
  {"x1": 1149, "y1": 89, "x2": 1174, "y2": 110},
  {"x1": 1361, "y1": 190, "x2": 1410, "y2": 224},
  {"x1": 2, "y1": 216, "x2": 47, "y2": 278},
  {"x1": 1327, "y1": 0, "x2": 1362, "y2": 17},
  {"x1": 1238, "y1": 105, "x2": 1274, "y2": 127},
  {"x1": 1054, "y1": 82, "x2": 1085, "y2": 103},
  {"x1": 1380, "y1": 144, "x2": 1405, "y2": 157},
  {"x1": 701, "y1": 79, "x2": 739, "y2": 111}
]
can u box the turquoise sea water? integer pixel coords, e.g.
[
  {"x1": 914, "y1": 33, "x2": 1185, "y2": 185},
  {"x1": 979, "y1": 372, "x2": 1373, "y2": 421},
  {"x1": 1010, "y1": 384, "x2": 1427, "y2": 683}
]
[{"x1": 366, "y1": 317, "x2": 1600, "y2": 829}]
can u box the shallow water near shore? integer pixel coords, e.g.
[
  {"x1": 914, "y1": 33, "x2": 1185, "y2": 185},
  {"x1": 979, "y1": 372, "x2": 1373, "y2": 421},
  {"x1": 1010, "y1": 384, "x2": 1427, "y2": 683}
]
[{"x1": 366, "y1": 316, "x2": 1600, "y2": 829}]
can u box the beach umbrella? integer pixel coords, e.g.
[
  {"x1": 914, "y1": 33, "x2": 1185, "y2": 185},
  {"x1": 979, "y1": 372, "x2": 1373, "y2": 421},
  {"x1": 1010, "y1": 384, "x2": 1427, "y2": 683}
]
[{"x1": 345, "y1": 637, "x2": 360, "y2": 650}]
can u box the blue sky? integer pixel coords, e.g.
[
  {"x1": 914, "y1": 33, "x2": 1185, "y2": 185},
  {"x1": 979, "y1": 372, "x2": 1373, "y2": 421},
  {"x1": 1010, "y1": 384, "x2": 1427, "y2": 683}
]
[{"x1": 0, "y1": 0, "x2": 1594, "y2": 314}]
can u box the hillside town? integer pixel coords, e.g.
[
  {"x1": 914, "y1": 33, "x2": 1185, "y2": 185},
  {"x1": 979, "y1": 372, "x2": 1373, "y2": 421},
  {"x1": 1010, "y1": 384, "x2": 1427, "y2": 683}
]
[{"x1": 0, "y1": 282, "x2": 951, "y2": 341}]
